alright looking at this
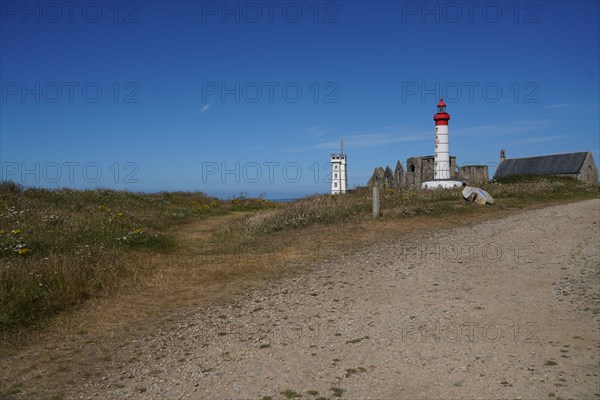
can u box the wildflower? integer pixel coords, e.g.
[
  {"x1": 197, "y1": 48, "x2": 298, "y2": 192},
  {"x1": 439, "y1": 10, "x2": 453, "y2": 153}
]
[
  {"x1": 14, "y1": 239, "x2": 31, "y2": 256},
  {"x1": 133, "y1": 228, "x2": 144, "y2": 234},
  {"x1": 43, "y1": 214, "x2": 61, "y2": 225},
  {"x1": 17, "y1": 247, "x2": 31, "y2": 255},
  {"x1": 11, "y1": 229, "x2": 21, "y2": 235},
  {"x1": 0, "y1": 229, "x2": 4, "y2": 235}
]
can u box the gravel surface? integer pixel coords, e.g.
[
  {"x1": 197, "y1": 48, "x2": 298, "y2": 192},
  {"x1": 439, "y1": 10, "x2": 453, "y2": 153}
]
[{"x1": 10, "y1": 200, "x2": 600, "y2": 399}]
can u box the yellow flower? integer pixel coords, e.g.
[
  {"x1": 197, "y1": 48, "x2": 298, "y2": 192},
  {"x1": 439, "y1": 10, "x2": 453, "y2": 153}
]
[
  {"x1": 0, "y1": 229, "x2": 5, "y2": 235},
  {"x1": 17, "y1": 248, "x2": 31, "y2": 255},
  {"x1": 133, "y1": 228, "x2": 143, "y2": 234},
  {"x1": 11, "y1": 229, "x2": 21, "y2": 235}
]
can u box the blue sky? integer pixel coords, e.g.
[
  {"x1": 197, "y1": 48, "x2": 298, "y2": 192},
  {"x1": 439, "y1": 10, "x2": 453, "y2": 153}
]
[{"x1": 1, "y1": 0, "x2": 599, "y2": 199}]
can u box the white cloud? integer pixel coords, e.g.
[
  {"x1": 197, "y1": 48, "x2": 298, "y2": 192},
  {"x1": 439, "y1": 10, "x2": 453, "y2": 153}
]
[
  {"x1": 306, "y1": 124, "x2": 334, "y2": 137},
  {"x1": 287, "y1": 125, "x2": 430, "y2": 152},
  {"x1": 454, "y1": 120, "x2": 553, "y2": 138},
  {"x1": 193, "y1": 104, "x2": 211, "y2": 116},
  {"x1": 314, "y1": 131, "x2": 429, "y2": 149},
  {"x1": 511, "y1": 135, "x2": 569, "y2": 144},
  {"x1": 547, "y1": 103, "x2": 584, "y2": 109}
]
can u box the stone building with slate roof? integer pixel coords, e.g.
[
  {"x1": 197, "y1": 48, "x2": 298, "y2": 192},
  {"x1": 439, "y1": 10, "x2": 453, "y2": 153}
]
[{"x1": 493, "y1": 150, "x2": 598, "y2": 183}]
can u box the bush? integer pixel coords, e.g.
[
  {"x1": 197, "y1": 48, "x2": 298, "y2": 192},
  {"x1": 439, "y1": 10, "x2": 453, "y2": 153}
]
[{"x1": 228, "y1": 193, "x2": 278, "y2": 211}]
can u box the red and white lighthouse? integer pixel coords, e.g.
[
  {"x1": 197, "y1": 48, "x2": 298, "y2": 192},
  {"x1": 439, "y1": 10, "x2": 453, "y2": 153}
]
[
  {"x1": 433, "y1": 98, "x2": 451, "y2": 180},
  {"x1": 422, "y1": 98, "x2": 463, "y2": 189}
]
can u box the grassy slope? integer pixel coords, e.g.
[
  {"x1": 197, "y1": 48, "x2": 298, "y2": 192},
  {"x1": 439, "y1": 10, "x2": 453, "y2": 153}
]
[
  {"x1": 216, "y1": 175, "x2": 599, "y2": 245},
  {"x1": 0, "y1": 183, "x2": 274, "y2": 334},
  {"x1": 0, "y1": 177, "x2": 598, "y2": 337}
]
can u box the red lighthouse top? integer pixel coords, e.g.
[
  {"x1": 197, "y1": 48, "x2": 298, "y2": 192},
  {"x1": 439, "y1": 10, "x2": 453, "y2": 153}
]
[{"x1": 433, "y1": 98, "x2": 450, "y2": 126}]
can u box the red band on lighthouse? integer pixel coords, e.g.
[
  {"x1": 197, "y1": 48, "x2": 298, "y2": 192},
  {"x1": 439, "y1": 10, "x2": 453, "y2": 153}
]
[{"x1": 434, "y1": 98, "x2": 450, "y2": 126}]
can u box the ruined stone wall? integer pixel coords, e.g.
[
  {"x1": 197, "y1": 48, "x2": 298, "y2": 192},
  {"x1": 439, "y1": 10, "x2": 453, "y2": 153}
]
[
  {"x1": 459, "y1": 165, "x2": 489, "y2": 185},
  {"x1": 368, "y1": 155, "x2": 469, "y2": 190}
]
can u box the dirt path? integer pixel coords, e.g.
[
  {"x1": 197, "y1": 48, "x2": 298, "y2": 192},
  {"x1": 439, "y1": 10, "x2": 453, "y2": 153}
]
[{"x1": 3, "y1": 200, "x2": 599, "y2": 399}]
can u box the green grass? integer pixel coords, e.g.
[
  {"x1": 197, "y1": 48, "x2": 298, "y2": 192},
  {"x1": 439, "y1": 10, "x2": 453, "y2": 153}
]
[
  {"x1": 2, "y1": 384, "x2": 24, "y2": 395},
  {"x1": 228, "y1": 192, "x2": 279, "y2": 211},
  {"x1": 0, "y1": 182, "x2": 228, "y2": 335},
  {"x1": 280, "y1": 389, "x2": 302, "y2": 398},
  {"x1": 483, "y1": 175, "x2": 599, "y2": 201},
  {"x1": 345, "y1": 336, "x2": 369, "y2": 344},
  {"x1": 216, "y1": 176, "x2": 598, "y2": 245},
  {"x1": 345, "y1": 367, "x2": 367, "y2": 377},
  {"x1": 1, "y1": 176, "x2": 597, "y2": 338}
]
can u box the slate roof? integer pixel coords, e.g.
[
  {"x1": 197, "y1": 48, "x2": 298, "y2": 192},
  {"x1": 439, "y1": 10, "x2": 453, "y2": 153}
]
[{"x1": 494, "y1": 152, "x2": 589, "y2": 178}]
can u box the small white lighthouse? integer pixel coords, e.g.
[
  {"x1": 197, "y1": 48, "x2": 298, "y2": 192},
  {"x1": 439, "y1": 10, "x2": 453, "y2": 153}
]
[
  {"x1": 422, "y1": 98, "x2": 463, "y2": 189},
  {"x1": 331, "y1": 138, "x2": 347, "y2": 194}
]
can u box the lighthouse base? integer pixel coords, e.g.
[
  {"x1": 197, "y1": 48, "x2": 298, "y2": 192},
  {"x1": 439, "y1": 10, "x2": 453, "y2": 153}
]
[{"x1": 421, "y1": 179, "x2": 464, "y2": 189}]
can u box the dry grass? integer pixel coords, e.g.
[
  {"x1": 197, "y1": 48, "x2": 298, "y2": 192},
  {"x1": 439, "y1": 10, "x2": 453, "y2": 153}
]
[
  {"x1": 0, "y1": 182, "x2": 278, "y2": 336},
  {"x1": 0, "y1": 177, "x2": 597, "y2": 346},
  {"x1": 0, "y1": 177, "x2": 597, "y2": 398},
  {"x1": 216, "y1": 176, "x2": 598, "y2": 246}
]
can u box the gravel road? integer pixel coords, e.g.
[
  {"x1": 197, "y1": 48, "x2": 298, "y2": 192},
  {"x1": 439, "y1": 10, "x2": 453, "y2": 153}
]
[{"x1": 28, "y1": 200, "x2": 600, "y2": 399}]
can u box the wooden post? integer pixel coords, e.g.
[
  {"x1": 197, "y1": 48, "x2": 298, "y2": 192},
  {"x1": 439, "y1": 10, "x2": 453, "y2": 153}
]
[{"x1": 372, "y1": 185, "x2": 380, "y2": 219}]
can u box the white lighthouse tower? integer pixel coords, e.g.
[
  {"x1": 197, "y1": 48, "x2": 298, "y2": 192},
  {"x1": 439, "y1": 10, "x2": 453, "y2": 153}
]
[
  {"x1": 422, "y1": 98, "x2": 463, "y2": 189},
  {"x1": 331, "y1": 138, "x2": 347, "y2": 194}
]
